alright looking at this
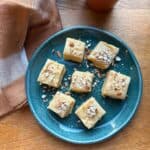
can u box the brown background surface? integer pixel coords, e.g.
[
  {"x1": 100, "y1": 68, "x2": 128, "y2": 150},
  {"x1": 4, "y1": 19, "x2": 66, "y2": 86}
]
[{"x1": 0, "y1": 0, "x2": 150, "y2": 149}]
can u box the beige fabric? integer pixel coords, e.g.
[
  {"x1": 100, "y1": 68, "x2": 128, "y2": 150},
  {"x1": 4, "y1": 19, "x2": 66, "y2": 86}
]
[
  {"x1": 0, "y1": 0, "x2": 62, "y2": 117},
  {"x1": 0, "y1": 50, "x2": 27, "y2": 87}
]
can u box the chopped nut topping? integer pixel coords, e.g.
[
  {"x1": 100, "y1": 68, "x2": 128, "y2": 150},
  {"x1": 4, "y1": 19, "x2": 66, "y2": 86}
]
[
  {"x1": 97, "y1": 72, "x2": 101, "y2": 78},
  {"x1": 57, "y1": 101, "x2": 69, "y2": 113},
  {"x1": 86, "y1": 105, "x2": 97, "y2": 118},
  {"x1": 72, "y1": 76, "x2": 91, "y2": 90},
  {"x1": 47, "y1": 65, "x2": 55, "y2": 71},
  {"x1": 52, "y1": 49, "x2": 55, "y2": 54},
  {"x1": 42, "y1": 85, "x2": 47, "y2": 89},
  {"x1": 117, "y1": 92, "x2": 122, "y2": 96},
  {"x1": 56, "y1": 51, "x2": 62, "y2": 58},
  {"x1": 41, "y1": 94, "x2": 46, "y2": 99},
  {"x1": 77, "y1": 120, "x2": 81, "y2": 123},
  {"x1": 70, "y1": 49, "x2": 83, "y2": 57},
  {"x1": 85, "y1": 61, "x2": 90, "y2": 68},
  {"x1": 92, "y1": 79, "x2": 98, "y2": 88},
  {"x1": 84, "y1": 48, "x2": 91, "y2": 59},
  {"x1": 86, "y1": 40, "x2": 92, "y2": 44},
  {"x1": 43, "y1": 64, "x2": 59, "y2": 82},
  {"x1": 94, "y1": 68, "x2": 102, "y2": 78},
  {"x1": 69, "y1": 42, "x2": 74, "y2": 47},
  {"x1": 111, "y1": 75, "x2": 126, "y2": 91},
  {"x1": 86, "y1": 43, "x2": 91, "y2": 48},
  {"x1": 115, "y1": 56, "x2": 121, "y2": 62},
  {"x1": 94, "y1": 51, "x2": 112, "y2": 64},
  {"x1": 64, "y1": 82, "x2": 68, "y2": 87},
  {"x1": 68, "y1": 76, "x2": 71, "y2": 80},
  {"x1": 43, "y1": 98, "x2": 48, "y2": 102},
  {"x1": 44, "y1": 72, "x2": 49, "y2": 77},
  {"x1": 73, "y1": 68, "x2": 77, "y2": 71},
  {"x1": 65, "y1": 91, "x2": 71, "y2": 95}
]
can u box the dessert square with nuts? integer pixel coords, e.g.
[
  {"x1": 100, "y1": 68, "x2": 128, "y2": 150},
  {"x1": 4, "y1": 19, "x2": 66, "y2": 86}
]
[
  {"x1": 37, "y1": 59, "x2": 66, "y2": 88},
  {"x1": 87, "y1": 41, "x2": 119, "y2": 69},
  {"x1": 63, "y1": 38, "x2": 86, "y2": 63},
  {"x1": 48, "y1": 92, "x2": 75, "y2": 118},
  {"x1": 101, "y1": 70, "x2": 131, "y2": 99},
  {"x1": 75, "y1": 97, "x2": 106, "y2": 129},
  {"x1": 70, "y1": 70, "x2": 94, "y2": 93}
]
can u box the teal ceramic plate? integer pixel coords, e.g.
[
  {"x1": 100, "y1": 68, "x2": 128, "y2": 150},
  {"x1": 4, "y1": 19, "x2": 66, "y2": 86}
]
[{"x1": 26, "y1": 26, "x2": 143, "y2": 144}]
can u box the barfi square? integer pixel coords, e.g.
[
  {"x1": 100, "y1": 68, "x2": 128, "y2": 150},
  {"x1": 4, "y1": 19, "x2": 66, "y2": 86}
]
[
  {"x1": 37, "y1": 59, "x2": 66, "y2": 88},
  {"x1": 63, "y1": 38, "x2": 86, "y2": 63},
  {"x1": 101, "y1": 70, "x2": 131, "y2": 100},
  {"x1": 87, "y1": 41, "x2": 119, "y2": 69},
  {"x1": 75, "y1": 97, "x2": 106, "y2": 129},
  {"x1": 48, "y1": 91, "x2": 75, "y2": 118},
  {"x1": 70, "y1": 71, "x2": 94, "y2": 93}
]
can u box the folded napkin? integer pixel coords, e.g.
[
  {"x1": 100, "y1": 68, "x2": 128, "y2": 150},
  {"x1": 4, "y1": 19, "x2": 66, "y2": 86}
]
[{"x1": 0, "y1": 0, "x2": 62, "y2": 117}]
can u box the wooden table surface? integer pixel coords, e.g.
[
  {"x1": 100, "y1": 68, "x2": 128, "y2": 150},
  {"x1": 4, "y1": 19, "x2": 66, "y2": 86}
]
[{"x1": 0, "y1": 0, "x2": 150, "y2": 149}]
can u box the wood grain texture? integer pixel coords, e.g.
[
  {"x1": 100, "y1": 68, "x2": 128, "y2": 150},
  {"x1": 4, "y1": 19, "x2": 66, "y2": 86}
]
[{"x1": 0, "y1": 0, "x2": 150, "y2": 149}]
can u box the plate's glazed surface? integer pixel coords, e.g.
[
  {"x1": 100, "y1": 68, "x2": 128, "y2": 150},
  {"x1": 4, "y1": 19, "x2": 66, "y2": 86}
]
[{"x1": 26, "y1": 26, "x2": 143, "y2": 144}]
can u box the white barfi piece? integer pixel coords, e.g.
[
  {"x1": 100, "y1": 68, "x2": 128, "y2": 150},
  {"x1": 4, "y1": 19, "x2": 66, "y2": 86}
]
[
  {"x1": 48, "y1": 91, "x2": 75, "y2": 118},
  {"x1": 37, "y1": 59, "x2": 66, "y2": 88},
  {"x1": 70, "y1": 70, "x2": 94, "y2": 93},
  {"x1": 75, "y1": 97, "x2": 106, "y2": 129},
  {"x1": 63, "y1": 38, "x2": 86, "y2": 63},
  {"x1": 87, "y1": 41, "x2": 119, "y2": 69},
  {"x1": 101, "y1": 70, "x2": 131, "y2": 100}
]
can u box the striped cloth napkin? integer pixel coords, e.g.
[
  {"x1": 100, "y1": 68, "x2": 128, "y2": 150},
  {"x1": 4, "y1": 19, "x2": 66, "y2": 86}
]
[{"x1": 0, "y1": 0, "x2": 62, "y2": 117}]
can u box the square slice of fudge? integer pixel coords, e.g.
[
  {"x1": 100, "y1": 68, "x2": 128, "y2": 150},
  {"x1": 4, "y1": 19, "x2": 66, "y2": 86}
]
[
  {"x1": 37, "y1": 59, "x2": 66, "y2": 88},
  {"x1": 87, "y1": 41, "x2": 119, "y2": 69},
  {"x1": 63, "y1": 38, "x2": 86, "y2": 63},
  {"x1": 75, "y1": 97, "x2": 106, "y2": 129},
  {"x1": 101, "y1": 70, "x2": 131, "y2": 100},
  {"x1": 48, "y1": 91, "x2": 75, "y2": 118},
  {"x1": 70, "y1": 70, "x2": 94, "y2": 93}
]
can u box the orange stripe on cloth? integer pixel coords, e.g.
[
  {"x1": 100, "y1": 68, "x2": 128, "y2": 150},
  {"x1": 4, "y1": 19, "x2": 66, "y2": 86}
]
[{"x1": 0, "y1": 76, "x2": 27, "y2": 117}]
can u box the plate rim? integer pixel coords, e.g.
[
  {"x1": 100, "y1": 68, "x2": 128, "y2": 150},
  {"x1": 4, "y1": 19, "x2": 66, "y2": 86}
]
[{"x1": 25, "y1": 25, "x2": 143, "y2": 144}]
